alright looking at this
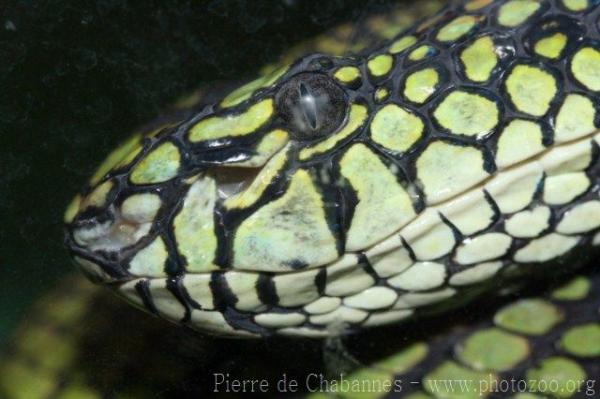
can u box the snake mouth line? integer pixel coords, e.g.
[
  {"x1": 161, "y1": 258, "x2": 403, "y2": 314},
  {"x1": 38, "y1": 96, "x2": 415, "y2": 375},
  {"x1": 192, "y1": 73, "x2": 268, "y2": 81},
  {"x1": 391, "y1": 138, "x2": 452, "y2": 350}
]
[{"x1": 65, "y1": 129, "x2": 600, "y2": 338}]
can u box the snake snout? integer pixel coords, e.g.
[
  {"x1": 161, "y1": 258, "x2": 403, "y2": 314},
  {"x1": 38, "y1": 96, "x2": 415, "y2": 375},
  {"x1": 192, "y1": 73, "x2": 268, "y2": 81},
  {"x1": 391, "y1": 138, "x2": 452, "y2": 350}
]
[
  {"x1": 70, "y1": 206, "x2": 151, "y2": 254},
  {"x1": 65, "y1": 178, "x2": 165, "y2": 283}
]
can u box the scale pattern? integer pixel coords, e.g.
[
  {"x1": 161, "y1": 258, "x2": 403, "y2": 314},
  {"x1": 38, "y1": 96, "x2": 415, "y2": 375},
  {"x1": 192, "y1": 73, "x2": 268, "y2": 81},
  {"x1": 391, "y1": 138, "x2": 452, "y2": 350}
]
[
  {"x1": 64, "y1": 0, "x2": 600, "y2": 337},
  {"x1": 3, "y1": 1, "x2": 600, "y2": 397},
  {"x1": 2, "y1": 267, "x2": 599, "y2": 398},
  {"x1": 309, "y1": 267, "x2": 600, "y2": 399}
]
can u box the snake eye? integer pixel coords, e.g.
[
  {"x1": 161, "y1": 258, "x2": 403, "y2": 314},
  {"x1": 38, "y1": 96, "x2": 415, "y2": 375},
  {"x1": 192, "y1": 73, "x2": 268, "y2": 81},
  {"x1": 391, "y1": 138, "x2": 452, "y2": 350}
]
[{"x1": 275, "y1": 73, "x2": 347, "y2": 141}]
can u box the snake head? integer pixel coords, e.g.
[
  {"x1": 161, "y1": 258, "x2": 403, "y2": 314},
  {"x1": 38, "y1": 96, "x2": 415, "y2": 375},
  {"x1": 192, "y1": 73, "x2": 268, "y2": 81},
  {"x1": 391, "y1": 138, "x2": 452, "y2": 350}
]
[{"x1": 62, "y1": 52, "x2": 413, "y2": 336}]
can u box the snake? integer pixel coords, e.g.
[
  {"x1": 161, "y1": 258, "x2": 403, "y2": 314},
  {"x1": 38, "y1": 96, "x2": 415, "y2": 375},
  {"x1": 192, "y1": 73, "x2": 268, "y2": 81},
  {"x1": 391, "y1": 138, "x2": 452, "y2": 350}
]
[{"x1": 2, "y1": 0, "x2": 600, "y2": 397}]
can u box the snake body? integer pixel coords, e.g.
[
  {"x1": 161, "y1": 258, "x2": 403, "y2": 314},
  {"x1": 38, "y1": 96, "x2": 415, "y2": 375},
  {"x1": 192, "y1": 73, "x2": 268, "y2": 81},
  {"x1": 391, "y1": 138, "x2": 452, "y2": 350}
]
[{"x1": 2, "y1": 0, "x2": 600, "y2": 397}]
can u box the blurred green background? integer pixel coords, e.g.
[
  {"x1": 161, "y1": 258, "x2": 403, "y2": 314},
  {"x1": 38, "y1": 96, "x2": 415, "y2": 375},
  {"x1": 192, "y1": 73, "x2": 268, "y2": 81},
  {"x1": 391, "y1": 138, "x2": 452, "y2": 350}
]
[{"x1": 0, "y1": 0, "x2": 398, "y2": 343}]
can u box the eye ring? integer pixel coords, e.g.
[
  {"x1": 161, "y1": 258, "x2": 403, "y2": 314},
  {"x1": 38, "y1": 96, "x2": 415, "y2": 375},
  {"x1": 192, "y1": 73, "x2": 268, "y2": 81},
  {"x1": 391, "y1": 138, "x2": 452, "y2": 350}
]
[{"x1": 275, "y1": 73, "x2": 347, "y2": 141}]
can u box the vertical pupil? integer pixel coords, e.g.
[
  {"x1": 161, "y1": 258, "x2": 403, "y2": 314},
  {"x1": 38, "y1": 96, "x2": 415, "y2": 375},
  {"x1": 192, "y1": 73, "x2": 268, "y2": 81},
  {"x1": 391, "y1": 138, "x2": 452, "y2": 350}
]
[
  {"x1": 275, "y1": 72, "x2": 347, "y2": 141},
  {"x1": 298, "y1": 82, "x2": 318, "y2": 130}
]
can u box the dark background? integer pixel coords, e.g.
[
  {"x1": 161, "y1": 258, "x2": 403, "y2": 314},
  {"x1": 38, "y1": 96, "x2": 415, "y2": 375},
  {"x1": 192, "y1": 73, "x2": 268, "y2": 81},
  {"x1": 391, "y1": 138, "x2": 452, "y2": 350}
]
[{"x1": 0, "y1": 0, "x2": 397, "y2": 341}]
